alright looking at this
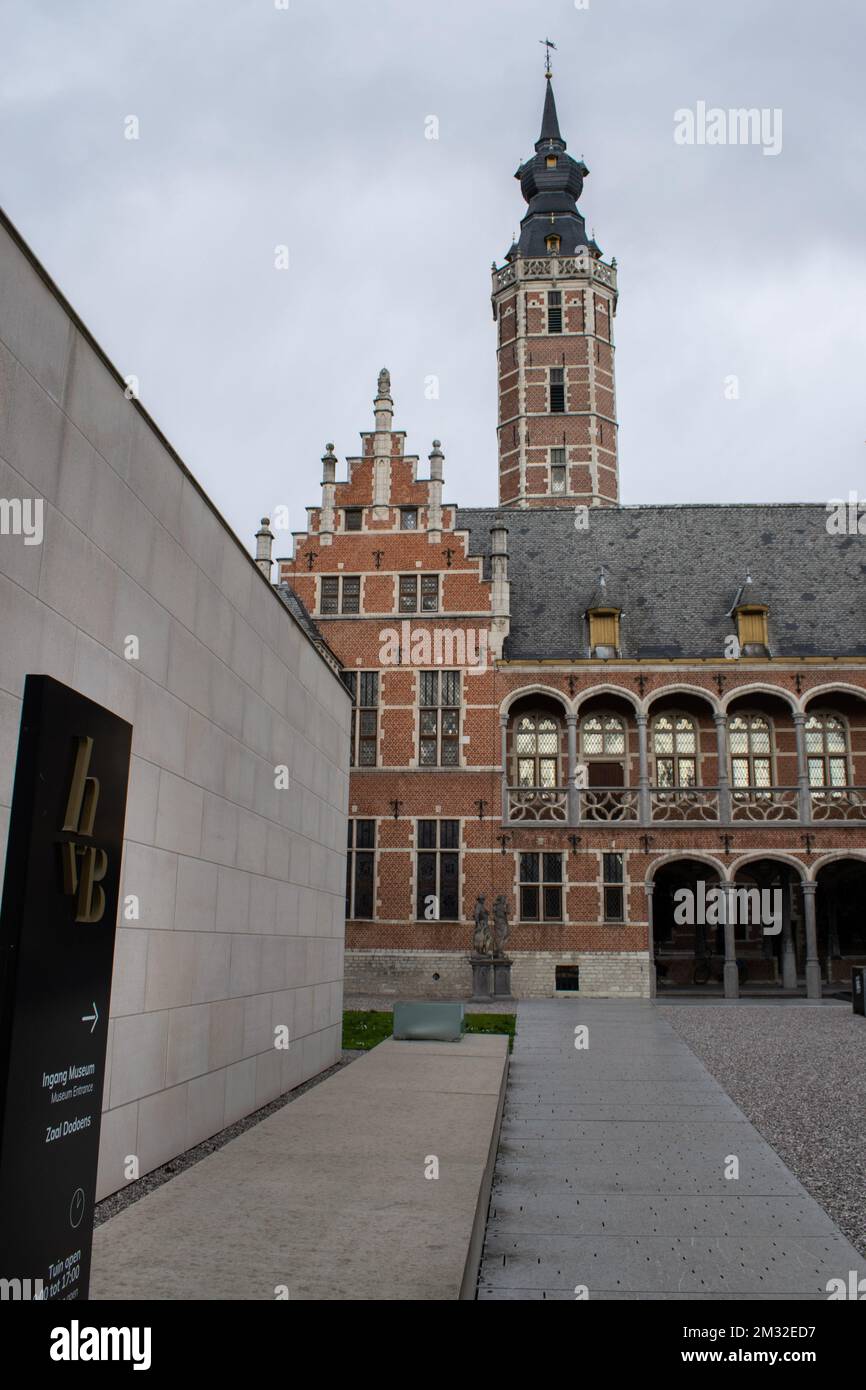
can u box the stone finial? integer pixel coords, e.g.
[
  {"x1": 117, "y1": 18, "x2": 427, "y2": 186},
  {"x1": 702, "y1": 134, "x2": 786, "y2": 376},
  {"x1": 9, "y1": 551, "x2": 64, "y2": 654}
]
[
  {"x1": 255, "y1": 517, "x2": 274, "y2": 580},
  {"x1": 377, "y1": 367, "x2": 391, "y2": 398}
]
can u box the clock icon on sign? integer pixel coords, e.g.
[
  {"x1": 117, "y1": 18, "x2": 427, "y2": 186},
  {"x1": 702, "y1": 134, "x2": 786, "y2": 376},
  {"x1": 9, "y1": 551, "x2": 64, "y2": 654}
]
[{"x1": 69, "y1": 1187, "x2": 86, "y2": 1228}]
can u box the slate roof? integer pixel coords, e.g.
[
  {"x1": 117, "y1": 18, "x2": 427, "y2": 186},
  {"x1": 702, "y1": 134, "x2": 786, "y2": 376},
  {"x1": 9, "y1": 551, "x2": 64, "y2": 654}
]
[
  {"x1": 276, "y1": 583, "x2": 343, "y2": 675},
  {"x1": 455, "y1": 504, "x2": 866, "y2": 660}
]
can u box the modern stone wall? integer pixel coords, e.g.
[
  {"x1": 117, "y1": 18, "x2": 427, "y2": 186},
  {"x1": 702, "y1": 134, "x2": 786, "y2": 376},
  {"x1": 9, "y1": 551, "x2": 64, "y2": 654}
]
[
  {"x1": 345, "y1": 949, "x2": 651, "y2": 999},
  {"x1": 0, "y1": 211, "x2": 351, "y2": 1199}
]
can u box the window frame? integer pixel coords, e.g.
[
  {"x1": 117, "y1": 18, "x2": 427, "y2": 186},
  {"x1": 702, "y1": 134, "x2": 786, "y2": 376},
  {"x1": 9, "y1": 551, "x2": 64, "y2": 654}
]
[
  {"x1": 652, "y1": 713, "x2": 699, "y2": 789},
  {"x1": 804, "y1": 710, "x2": 850, "y2": 789},
  {"x1": 519, "y1": 851, "x2": 563, "y2": 922},
  {"x1": 729, "y1": 712, "x2": 774, "y2": 790},
  {"x1": 419, "y1": 670, "x2": 461, "y2": 767},
  {"x1": 415, "y1": 819, "x2": 460, "y2": 921},
  {"x1": 344, "y1": 508, "x2": 363, "y2": 532},
  {"x1": 346, "y1": 819, "x2": 375, "y2": 920},
  {"x1": 602, "y1": 851, "x2": 625, "y2": 923},
  {"x1": 398, "y1": 573, "x2": 439, "y2": 614},
  {"x1": 346, "y1": 671, "x2": 379, "y2": 767},
  {"x1": 513, "y1": 710, "x2": 563, "y2": 788},
  {"x1": 320, "y1": 574, "x2": 360, "y2": 615},
  {"x1": 580, "y1": 712, "x2": 627, "y2": 762}
]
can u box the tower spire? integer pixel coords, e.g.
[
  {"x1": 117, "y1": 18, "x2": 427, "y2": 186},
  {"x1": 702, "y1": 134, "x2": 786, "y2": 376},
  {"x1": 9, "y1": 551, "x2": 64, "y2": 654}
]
[{"x1": 538, "y1": 75, "x2": 564, "y2": 149}]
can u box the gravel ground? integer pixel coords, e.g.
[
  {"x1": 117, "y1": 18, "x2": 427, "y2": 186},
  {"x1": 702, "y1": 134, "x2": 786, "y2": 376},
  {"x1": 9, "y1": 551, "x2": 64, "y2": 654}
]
[
  {"x1": 95, "y1": 1050, "x2": 362, "y2": 1227},
  {"x1": 659, "y1": 1003, "x2": 866, "y2": 1258}
]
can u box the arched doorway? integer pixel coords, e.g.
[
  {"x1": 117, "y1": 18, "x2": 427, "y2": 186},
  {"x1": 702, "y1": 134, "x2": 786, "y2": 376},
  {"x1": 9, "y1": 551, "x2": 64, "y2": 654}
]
[
  {"x1": 652, "y1": 858, "x2": 723, "y2": 989},
  {"x1": 730, "y1": 858, "x2": 804, "y2": 991},
  {"x1": 815, "y1": 858, "x2": 866, "y2": 987}
]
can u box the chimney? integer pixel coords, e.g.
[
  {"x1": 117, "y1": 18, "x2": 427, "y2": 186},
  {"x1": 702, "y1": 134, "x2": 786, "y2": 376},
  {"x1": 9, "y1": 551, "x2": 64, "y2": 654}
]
[
  {"x1": 490, "y1": 522, "x2": 511, "y2": 617},
  {"x1": 255, "y1": 517, "x2": 274, "y2": 581},
  {"x1": 427, "y1": 439, "x2": 444, "y2": 542}
]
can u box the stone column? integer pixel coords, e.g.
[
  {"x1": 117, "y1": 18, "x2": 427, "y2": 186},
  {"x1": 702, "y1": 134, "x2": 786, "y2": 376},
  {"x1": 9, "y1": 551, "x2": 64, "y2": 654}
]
[
  {"x1": 780, "y1": 879, "x2": 797, "y2": 989},
  {"x1": 636, "y1": 712, "x2": 650, "y2": 825},
  {"x1": 566, "y1": 714, "x2": 578, "y2": 825},
  {"x1": 372, "y1": 368, "x2": 393, "y2": 519},
  {"x1": 426, "y1": 440, "x2": 443, "y2": 542},
  {"x1": 720, "y1": 883, "x2": 739, "y2": 1000},
  {"x1": 801, "y1": 881, "x2": 822, "y2": 999},
  {"x1": 500, "y1": 715, "x2": 509, "y2": 823},
  {"x1": 319, "y1": 444, "x2": 337, "y2": 544},
  {"x1": 644, "y1": 881, "x2": 657, "y2": 999},
  {"x1": 714, "y1": 713, "x2": 732, "y2": 823},
  {"x1": 793, "y1": 712, "x2": 812, "y2": 823}
]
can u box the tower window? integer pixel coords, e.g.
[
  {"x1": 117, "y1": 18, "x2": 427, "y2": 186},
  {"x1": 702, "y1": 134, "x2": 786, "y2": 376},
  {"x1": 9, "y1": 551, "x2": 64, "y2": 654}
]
[
  {"x1": 547, "y1": 291, "x2": 562, "y2": 334},
  {"x1": 344, "y1": 508, "x2": 362, "y2": 531},
  {"x1": 549, "y1": 367, "x2": 565, "y2": 413},
  {"x1": 545, "y1": 234, "x2": 561, "y2": 255},
  {"x1": 550, "y1": 446, "x2": 566, "y2": 493},
  {"x1": 546, "y1": 155, "x2": 557, "y2": 168}
]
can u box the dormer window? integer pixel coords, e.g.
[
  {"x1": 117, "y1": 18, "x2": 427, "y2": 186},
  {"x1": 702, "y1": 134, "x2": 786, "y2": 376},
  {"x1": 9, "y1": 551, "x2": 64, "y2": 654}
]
[
  {"x1": 546, "y1": 155, "x2": 558, "y2": 168},
  {"x1": 734, "y1": 604, "x2": 770, "y2": 657},
  {"x1": 546, "y1": 234, "x2": 561, "y2": 255},
  {"x1": 587, "y1": 606, "x2": 621, "y2": 658}
]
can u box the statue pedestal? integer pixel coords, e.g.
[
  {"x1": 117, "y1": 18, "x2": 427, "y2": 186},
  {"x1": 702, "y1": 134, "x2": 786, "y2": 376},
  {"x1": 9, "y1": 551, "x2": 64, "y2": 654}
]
[
  {"x1": 492, "y1": 956, "x2": 514, "y2": 1000},
  {"x1": 469, "y1": 956, "x2": 494, "y2": 1001},
  {"x1": 469, "y1": 955, "x2": 514, "y2": 1002}
]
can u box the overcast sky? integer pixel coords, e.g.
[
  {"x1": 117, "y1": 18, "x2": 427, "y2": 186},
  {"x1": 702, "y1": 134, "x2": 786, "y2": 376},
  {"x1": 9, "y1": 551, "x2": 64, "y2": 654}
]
[{"x1": 1, "y1": 0, "x2": 864, "y2": 558}]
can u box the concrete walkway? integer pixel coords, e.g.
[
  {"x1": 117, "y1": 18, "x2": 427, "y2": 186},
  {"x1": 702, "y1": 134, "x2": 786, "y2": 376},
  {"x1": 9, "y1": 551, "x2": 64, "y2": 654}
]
[
  {"x1": 91, "y1": 1034, "x2": 507, "y2": 1301},
  {"x1": 478, "y1": 1000, "x2": 862, "y2": 1300}
]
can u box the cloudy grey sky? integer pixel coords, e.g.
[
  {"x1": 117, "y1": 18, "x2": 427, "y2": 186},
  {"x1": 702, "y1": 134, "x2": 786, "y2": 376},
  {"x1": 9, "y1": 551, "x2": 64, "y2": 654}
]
[{"x1": 1, "y1": 0, "x2": 864, "y2": 557}]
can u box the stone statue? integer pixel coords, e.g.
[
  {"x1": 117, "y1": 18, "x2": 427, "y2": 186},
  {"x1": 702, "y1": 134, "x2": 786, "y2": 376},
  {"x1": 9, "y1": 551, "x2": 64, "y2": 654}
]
[
  {"x1": 472, "y1": 895, "x2": 493, "y2": 956},
  {"x1": 377, "y1": 366, "x2": 391, "y2": 397},
  {"x1": 492, "y1": 896, "x2": 510, "y2": 957}
]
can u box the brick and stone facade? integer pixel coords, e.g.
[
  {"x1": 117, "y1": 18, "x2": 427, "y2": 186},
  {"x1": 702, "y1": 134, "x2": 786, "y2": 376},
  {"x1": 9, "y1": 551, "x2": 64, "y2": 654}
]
[{"x1": 268, "y1": 74, "x2": 866, "y2": 1002}]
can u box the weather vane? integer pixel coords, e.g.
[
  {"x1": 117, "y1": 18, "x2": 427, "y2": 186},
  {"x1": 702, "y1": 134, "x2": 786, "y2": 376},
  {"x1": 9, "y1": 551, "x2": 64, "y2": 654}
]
[{"x1": 539, "y1": 37, "x2": 557, "y2": 79}]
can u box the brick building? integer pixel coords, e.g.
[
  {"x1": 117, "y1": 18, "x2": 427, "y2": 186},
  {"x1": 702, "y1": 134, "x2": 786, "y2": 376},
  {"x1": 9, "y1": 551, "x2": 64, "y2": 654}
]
[{"x1": 265, "y1": 74, "x2": 866, "y2": 1000}]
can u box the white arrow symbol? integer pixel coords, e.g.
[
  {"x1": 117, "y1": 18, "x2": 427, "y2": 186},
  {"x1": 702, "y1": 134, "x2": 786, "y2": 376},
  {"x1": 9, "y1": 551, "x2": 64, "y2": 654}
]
[{"x1": 81, "y1": 1003, "x2": 98, "y2": 1034}]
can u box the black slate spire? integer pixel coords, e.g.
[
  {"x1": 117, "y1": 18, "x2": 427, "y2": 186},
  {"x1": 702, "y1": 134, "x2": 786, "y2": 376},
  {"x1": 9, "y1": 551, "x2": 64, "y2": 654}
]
[
  {"x1": 537, "y1": 76, "x2": 564, "y2": 150},
  {"x1": 512, "y1": 75, "x2": 592, "y2": 259}
]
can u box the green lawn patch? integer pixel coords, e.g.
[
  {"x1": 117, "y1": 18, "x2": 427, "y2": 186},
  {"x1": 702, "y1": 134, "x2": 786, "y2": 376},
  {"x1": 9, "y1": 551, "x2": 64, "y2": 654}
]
[{"x1": 342, "y1": 1009, "x2": 516, "y2": 1052}]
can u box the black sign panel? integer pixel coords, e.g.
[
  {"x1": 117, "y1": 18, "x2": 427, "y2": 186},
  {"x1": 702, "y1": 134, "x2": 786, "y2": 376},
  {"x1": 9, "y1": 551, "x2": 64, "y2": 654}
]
[{"x1": 0, "y1": 675, "x2": 132, "y2": 1300}]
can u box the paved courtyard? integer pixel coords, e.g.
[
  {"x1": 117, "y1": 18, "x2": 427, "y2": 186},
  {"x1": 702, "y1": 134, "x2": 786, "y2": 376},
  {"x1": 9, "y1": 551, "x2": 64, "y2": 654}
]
[{"x1": 478, "y1": 999, "x2": 863, "y2": 1300}]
